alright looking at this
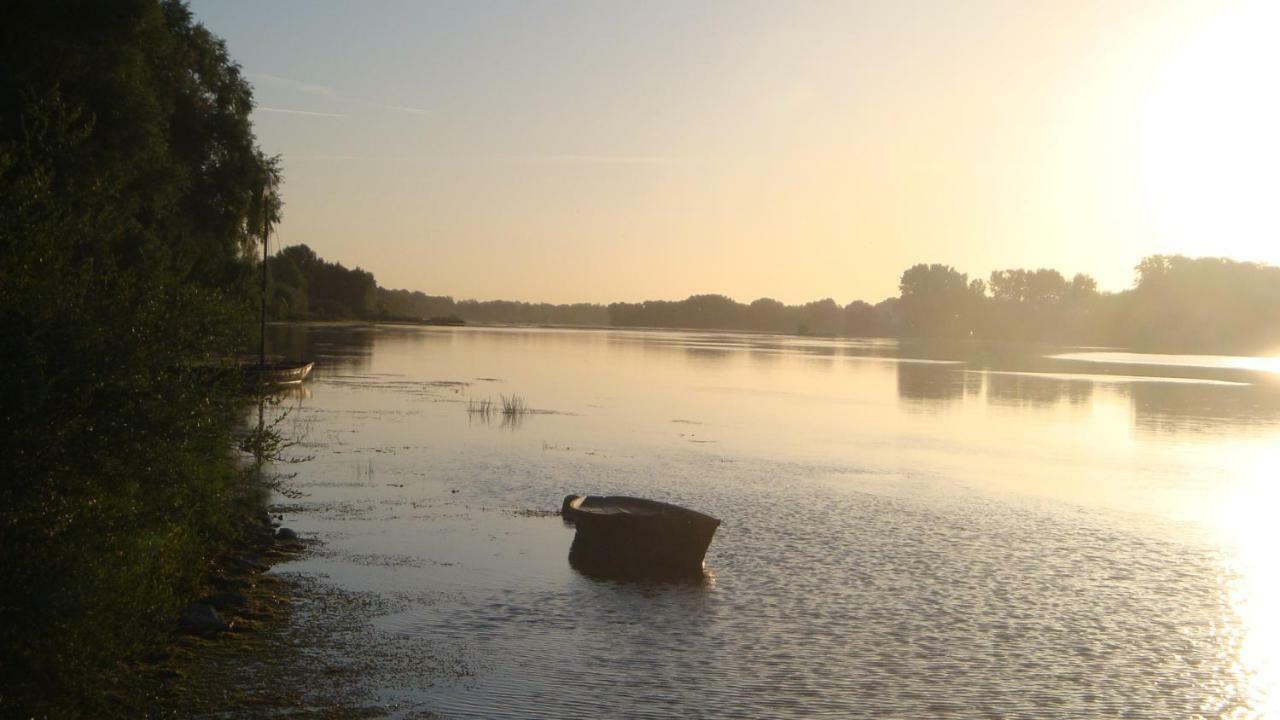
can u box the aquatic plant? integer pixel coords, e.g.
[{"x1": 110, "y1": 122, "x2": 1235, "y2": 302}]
[
  {"x1": 500, "y1": 394, "x2": 528, "y2": 416},
  {"x1": 467, "y1": 395, "x2": 530, "y2": 417},
  {"x1": 466, "y1": 395, "x2": 530, "y2": 430}
]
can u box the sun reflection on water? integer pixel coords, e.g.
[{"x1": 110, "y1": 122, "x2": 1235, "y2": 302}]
[
  {"x1": 1236, "y1": 356, "x2": 1280, "y2": 376},
  {"x1": 272, "y1": 326, "x2": 1280, "y2": 717},
  {"x1": 1050, "y1": 351, "x2": 1280, "y2": 376},
  {"x1": 1216, "y1": 450, "x2": 1280, "y2": 717}
]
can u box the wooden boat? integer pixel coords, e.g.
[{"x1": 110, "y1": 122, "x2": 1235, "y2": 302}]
[
  {"x1": 561, "y1": 495, "x2": 720, "y2": 579},
  {"x1": 243, "y1": 360, "x2": 314, "y2": 387}
]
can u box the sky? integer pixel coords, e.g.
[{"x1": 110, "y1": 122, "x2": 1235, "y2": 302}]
[{"x1": 189, "y1": 0, "x2": 1280, "y2": 305}]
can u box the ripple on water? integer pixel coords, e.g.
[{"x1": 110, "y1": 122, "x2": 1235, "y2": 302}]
[
  {"x1": 264, "y1": 326, "x2": 1266, "y2": 719},
  {"x1": 327, "y1": 465, "x2": 1247, "y2": 720}
]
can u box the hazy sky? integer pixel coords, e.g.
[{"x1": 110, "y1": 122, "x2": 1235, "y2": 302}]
[{"x1": 189, "y1": 0, "x2": 1278, "y2": 305}]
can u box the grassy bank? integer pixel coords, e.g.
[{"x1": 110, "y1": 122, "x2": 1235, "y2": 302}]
[{"x1": 0, "y1": 386, "x2": 280, "y2": 716}]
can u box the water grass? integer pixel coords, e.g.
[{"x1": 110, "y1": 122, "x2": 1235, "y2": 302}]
[
  {"x1": 466, "y1": 398, "x2": 495, "y2": 417},
  {"x1": 467, "y1": 395, "x2": 529, "y2": 428},
  {"x1": 500, "y1": 394, "x2": 527, "y2": 416},
  {"x1": 467, "y1": 395, "x2": 529, "y2": 416}
]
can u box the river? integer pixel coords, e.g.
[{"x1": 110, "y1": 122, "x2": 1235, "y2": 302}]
[{"x1": 265, "y1": 323, "x2": 1280, "y2": 719}]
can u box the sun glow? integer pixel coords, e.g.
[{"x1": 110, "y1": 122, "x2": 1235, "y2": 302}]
[
  {"x1": 1140, "y1": 0, "x2": 1280, "y2": 264},
  {"x1": 1215, "y1": 449, "x2": 1280, "y2": 717}
]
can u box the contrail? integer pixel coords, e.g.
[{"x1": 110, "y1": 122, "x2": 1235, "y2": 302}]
[{"x1": 257, "y1": 106, "x2": 347, "y2": 118}]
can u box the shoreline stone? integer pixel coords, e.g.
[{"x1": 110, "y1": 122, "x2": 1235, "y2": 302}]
[{"x1": 179, "y1": 603, "x2": 230, "y2": 634}]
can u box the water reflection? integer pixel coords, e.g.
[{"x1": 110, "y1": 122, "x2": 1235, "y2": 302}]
[
  {"x1": 1220, "y1": 448, "x2": 1280, "y2": 718},
  {"x1": 269, "y1": 382, "x2": 312, "y2": 402},
  {"x1": 268, "y1": 324, "x2": 1280, "y2": 717},
  {"x1": 270, "y1": 322, "x2": 375, "y2": 375},
  {"x1": 896, "y1": 364, "x2": 974, "y2": 405},
  {"x1": 1053, "y1": 350, "x2": 1280, "y2": 376},
  {"x1": 1130, "y1": 381, "x2": 1280, "y2": 436},
  {"x1": 569, "y1": 559, "x2": 717, "y2": 586},
  {"x1": 982, "y1": 371, "x2": 1094, "y2": 407},
  {"x1": 466, "y1": 408, "x2": 526, "y2": 431},
  {"x1": 885, "y1": 345, "x2": 1280, "y2": 436},
  {"x1": 682, "y1": 346, "x2": 734, "y2": 364}
]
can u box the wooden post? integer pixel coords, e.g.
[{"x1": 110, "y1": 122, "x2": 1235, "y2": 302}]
[{"x1": 260, "y1": 180, "x2": 270, "y2": 369}]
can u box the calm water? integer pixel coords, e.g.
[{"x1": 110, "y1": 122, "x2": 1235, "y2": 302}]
[{"x1": 266, "y1": 324, "x2": 1280, "y2": 719}]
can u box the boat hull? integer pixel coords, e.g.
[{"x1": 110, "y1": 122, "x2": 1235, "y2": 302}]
[
  {"x1": 564, "y1": 495, "x2": 720, "y2": 580},
  {"x1": 243, "y1": 360, "x2": 314, "y2": 387}
]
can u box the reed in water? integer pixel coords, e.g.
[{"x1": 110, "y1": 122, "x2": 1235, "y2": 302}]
[{"x1": 467, "y1": 395, "x2": 529, "y2": 417}]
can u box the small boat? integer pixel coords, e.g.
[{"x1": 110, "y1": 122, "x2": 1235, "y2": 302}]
[
  {"x1": 562, "y1": 495, "x2": 720, "y2": 579},
  {"x1": 243, "y1": 360, "x2": 314, "y2": 387}
]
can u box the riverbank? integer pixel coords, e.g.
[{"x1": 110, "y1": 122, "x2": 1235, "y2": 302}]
[
  {"x1": 102, "y1": 500, "x2": 441, "y2": 719},
  {"x1": 95, "y1": 505, "x2": 382, "y2": 718},
  {"x1": 99, "y1": 508, "x2": 300, "y2": 715}
]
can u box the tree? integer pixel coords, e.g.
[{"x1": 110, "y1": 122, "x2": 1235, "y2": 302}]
[
  {"x1": 1, "y1": 2, "x2": 279, "y2": 710},
  {"x1": 797, "y1": 298, "x2": 841, "y2": 336},
  {"x1": 1067, "y1": 273, "x2": 1097, "y2": 299},
  {"x1": 989, "y1": 269, "x2": 1065, "y2": 307},
  {"x1": 748, "y1": 297, "x2": 788, "y2": 332},
  {"x1": 898, "y1": 264, "x2": 984, "y2": 336},
  {"x1": 1121, "y1": 255, "x2": 1280, "y2": 352}
]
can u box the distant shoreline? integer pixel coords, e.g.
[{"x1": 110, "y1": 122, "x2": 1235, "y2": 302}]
[
  {"x1": 271, "y1": 245, "x2": 1280, "y2": 356},
  {"x1": 269, "y1": 321, "x2": 1280, "y2": 374}
]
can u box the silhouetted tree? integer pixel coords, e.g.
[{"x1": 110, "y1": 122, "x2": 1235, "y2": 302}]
[
  {"x1": 275, "y1": 245, "x2": 1277, "y2": 351},
  {"x1": 1117, "y1": 255, "x2": 1280, "y2": 352},
  {"x1": 797, "y1": 298, "x2": 841, "y2": 336},
  {"x1": 748, "y1": 297, "x2": 789, "y2": 332},
  {"x1": 1, "y1": 1, "x2": 279, "y2": 710},
  {"x1": 271, "y1": 244, "x2": 375, "y2": 319},
  {"x1": 989, "y1": 268, "x2": 1067, "y2": 307},
  {"x1": 898, "y1": 264, "x2": 984, "y2": 337}
]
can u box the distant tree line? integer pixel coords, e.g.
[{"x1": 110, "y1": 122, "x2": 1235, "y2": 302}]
[
  {"x1": 268, "y1": 243, "x2": 609, "y2": 325},
  {"x1": 278, "y1": 244, "x2": 1279, "y2": 354},
  {"x1": 893, "y1": 257, "x2": 1280, "y2": 353},
  {"x1": 378, "y1": 286, "x2": 609, "y2": 325},
  {"x1": 607, "y1": 294, "x2": 899, "y2": 337},
  {"x1": 608, "y1": 256, "x2": 1280, "y2": 353},
  {"x1": 268, "y1": 244, "x2": 376, "y2": 319}
]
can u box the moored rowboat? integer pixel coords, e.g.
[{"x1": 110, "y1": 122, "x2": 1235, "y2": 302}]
[
  {"x1": 562, "y1": 495, "x2": 720, "y2": 579},
  {"x1": 243, "y1": 360, "x2": 314, "y2": 387}
]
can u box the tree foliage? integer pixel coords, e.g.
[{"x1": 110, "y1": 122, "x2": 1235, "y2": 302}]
[
  {"x1": 982, "y1": 268, "x2": 1101, "y2": 342},
  {"x1": 604, "y1": 293, "x2": 899, "y2": 337},
  {"x1": 1, "y1": 1, "x2": 278, "y2": 711},
  {"x1": 898, "y1": 264, "x2": 986, "y2": 337},
  {"x1": 268, "y1": 241, "x2": 1277, "y2": 354},
  {"x1": 272, "y1": 243, "x2": 376, "y2": 319},
  {"x1": 1118, "y1": 255, "x2": 1280, "y2": 353}
]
